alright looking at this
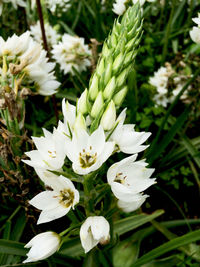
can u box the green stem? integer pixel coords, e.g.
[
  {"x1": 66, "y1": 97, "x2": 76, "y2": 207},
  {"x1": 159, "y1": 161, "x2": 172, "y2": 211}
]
[
  {"x1": 161, "y1": 0, "x2": 176, "y2": 64},
  {"x1": 83, "y1": 172, "x2": 96, "y2": 216}
]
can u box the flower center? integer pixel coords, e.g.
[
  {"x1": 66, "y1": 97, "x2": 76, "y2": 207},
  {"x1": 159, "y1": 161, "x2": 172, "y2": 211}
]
[
  {"x1": 48, "y1": 150, "x2": 57, "y2": 158},
  {"x1": 114, "y1": 172, "x2": 127, "y2": 184},
  {"x1": 58, "y1": 189, "x2": 74, "y2": 208},
  {"x1": 79, "y1": 147, "x2": 97, "y2": 168}
]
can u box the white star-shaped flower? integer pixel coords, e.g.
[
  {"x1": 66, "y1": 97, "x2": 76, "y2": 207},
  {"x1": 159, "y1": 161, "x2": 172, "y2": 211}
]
[
  {"x1": 29, "y1": 175, "x2": 79, "y2": 224},
  {"x1": 65, "y1": 126, "x2": 115, "y2": 175},
  {"x1": 80, "y1": 216, "x2": 110, "y2": 253}
]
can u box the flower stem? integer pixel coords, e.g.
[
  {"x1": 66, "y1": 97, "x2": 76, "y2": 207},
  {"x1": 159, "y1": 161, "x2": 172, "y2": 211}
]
[
  {"x1": 36, "y1": 0, "x2": 59, "y2": 124},
  {"x1": 161, "y1": 0, "x2": 176, "y2": 64},
  {"x1": 36, "y1": 0, "x2": 49, "y2": 56},
  {"x1": 83, "y1": 173, "x2": 95, "y2": 216}
]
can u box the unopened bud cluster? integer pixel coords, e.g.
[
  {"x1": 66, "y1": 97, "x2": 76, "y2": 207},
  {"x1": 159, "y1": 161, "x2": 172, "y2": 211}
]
[{"x1": 78, "y1": 4, "x2": 143, "y2": 132}]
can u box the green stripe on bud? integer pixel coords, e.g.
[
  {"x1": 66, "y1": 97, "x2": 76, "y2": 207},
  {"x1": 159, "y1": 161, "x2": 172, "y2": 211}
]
[
  {"x1": 91, "y1": 91, "x2": 104, "y2": 118},
  {"x1": 103, "y1": 77, "x2": 116, "y2": 100},
  {"x1": 113, "y1": 86, "x2": 128, "y2": 107},
  {"x1": 74, "y1": 113, "x2": 86, "y2": 133},
  {"x1": 89, "y1": 73, "x2": 99, "y2": 101},
  {"x1": 78, "y1": 89, "x2": 88, "y2": 115},
  {"x1": 100, "y1": 100, "x2": 116, "y2": 131}
]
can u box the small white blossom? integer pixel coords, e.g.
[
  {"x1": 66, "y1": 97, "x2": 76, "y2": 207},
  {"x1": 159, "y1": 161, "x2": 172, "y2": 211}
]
[
  {"x1": 23, "y1": 231, "x2": 60, "y2": 263},
  {"x1": 112, "y1": 0, "x2": 155, "y2": 15},
  {"x1": 80, "y1": 216, "x2": 110, "y2": 253},
  {"x1": 190, "y1": 13, "x2": 200, "y2": 44},
  {"x1": 112, "y1": 0, "x2": 126, "y2": 16},
  {"x1": 0, "y1": 31, "x2": 60, "y2": 95},
  {"x1": 29, "y1": 175, "x2": 79, "y2": 224},
  {"x1": 52, "y1": 34, "x2": 91, "y2": 75},
  {"x1": 190, "y1": 27, "x2": 200, "y2": 44},
  {"x1": 107, "y1": 154, "x2": 156, "y2": 212},
  {"x1": 22, "y1": 128, "x2": 66, "y2": 172},
  {"x1": 44, "y1": 0, "x2": 71, "y2": 14},
  {"x1": 0, "y1": 0, "x2": 26, "y2": 15},
  {"x1": 65, "y1": 126, "x2": 115, "y2": 175},
  {"x1": 110, "y1": 109, "x2": 151, "y2": 154},
  {"x1": 30, "y1": 21, "x2": 60, "y2": 46}
]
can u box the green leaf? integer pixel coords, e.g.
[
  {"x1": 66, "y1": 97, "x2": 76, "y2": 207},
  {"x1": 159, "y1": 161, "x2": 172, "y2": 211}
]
[
  {"x1": 181, "y1": 135, "x2": 200, "y2": 168},
  {"x1": 113, "y1": 239, "x2": 139, "y2": 267},
  {"x1": 114, "y1": 210, "x2": 164, "y2": 236},
  {"x1": 0, "y1": 240, "x2": 27, "y2": 256},
  {"x1": 133, "y1": 229, "x2": 200, "y2": 266},
  {"x1": 148, "y1": 107, "x2": 190, "y2": 164}
]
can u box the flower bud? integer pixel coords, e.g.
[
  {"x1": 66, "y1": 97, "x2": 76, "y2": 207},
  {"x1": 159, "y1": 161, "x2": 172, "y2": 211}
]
[
  {"x1": 113, "y1": 86, "x2": 128, "y2": 107},
  {"x1": 100, "y1": 100, "x2": 116, "y2": 131},
  {"x1": 91, "y1": 91, "x2": 104, "y2": 118},
  {"x1": 89, "y1": 73, "x2": 99, "y2": 101},
  {"x1": 96, "y1": 58, "x2": 104, "y2": 76},
  {"x1": 113, "y1": 53, "x2": 124, "y2": 73},
  {"x1": 80, "y1": 216, "x2": 110, "y2": 253},
  {"x1": 104, "y1": 57, "x2": 113, "y2": 86},
  {"x1": 78, "y1": 89, "x2": 88, "y2": 115},
  {"x1": 116, "y1": 66, "x2": 131, "y2": 88},
  {"x1": 103, "y1": 77, "x2": 116, "y2": 100},
  {"x1": 23, "y1": 231, "x2": 61, "y2": 263},
  {"x1": 73, "y1": 112, "x2": 86, "y2": 132},
  {"x1": 102, "y1": 43, "x2": 110, "y2": 57}
]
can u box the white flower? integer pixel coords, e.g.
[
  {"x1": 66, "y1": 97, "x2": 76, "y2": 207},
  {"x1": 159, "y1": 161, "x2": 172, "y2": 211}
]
[
  {"x1": 65, "y1": 126, "x2": 115, "y2": 175},
  {"x1": 190, "y1": 13, "x2": 200, "y2": 44},
  {"x1": 2, "y1": 0, "x2": 26, "y2": 12},
  {"x1": 0, "y1": 31, "x2": 60, "y2": 96},
  {"x1": 192, "y1": 13, "x2": 200, "y2": 27},
  {"x1": 190, "y1": 27, "x2": 200, "y2": 44},
  {"x1": 30, "y1": 21, "x2": 60, "y2": 46},
  {"x1": 23, "y1": 231, "x2": 60, "y2": 263},
  {"x1": 52, "y1": 34, "x2": 91, "y2": 75},
  {"x1": 112, "y1": 0, "x2": 126, "y2": 15},
  {"x1": 22, "y1": 128, "x2": 66, "y2": 171},
  {"x1": 110, "y1": 109, "x2": 151, "y2": 154},
  {"x1": 112, "y1": 0, "x2": 155, "y2": 15},
  {"x1": 56, "y1": 99, "x2": 76, "y2": 140},
  {"x1": 117, "y1": 197, "x2": 147, "y2": 213},
  {"x1": 153, "y1": 93, "x2": 169, "y2": 107},
  {"x1": 44, "y1": 0, "x2": 71, "y2": 14},
  {"x1": 107, "y1": 154, "x2": 156, "y2": 212},
  {"x1": 29, "y1": 175, "x2": 79, "y2": 224},
  {"x1": 80, "y1": 216, "x2": 110, "y2": 253}
]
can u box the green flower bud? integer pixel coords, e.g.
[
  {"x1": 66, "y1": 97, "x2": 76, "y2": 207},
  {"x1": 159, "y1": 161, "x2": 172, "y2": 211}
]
[
  {"x1": 78, "y1": 89, "x2": 88, "y2": 115},
  {"x1": 116, "y1": 66, "x2": 131, "y2": 88},
  {"x1": 113, "y1": 86, "x2": 128, "y2": 107},
  {"x1": 91, "y1": 91, "x2": 104, "y2": 118},
  {"x1": 89, "y1": 73, "x2": 99, "y2": 101},
  {"x1": 103, "y1": 77, "x2": 116, "y2": 100},
  {"x1": 104, "y1": 57, "x2": 113, "y2": 86},
  {"x1": 74, "y1": 112, "x2": 86, "y2": 132},
  {"x1": 100, "y1": 100, "x2": 116, "y2": 131},
  {"x1": 96, "y1": 58, "x2": 104, "y2": 76},
  {"x1": 113, "y1": 53, "x2": 124, "y2": 73}
]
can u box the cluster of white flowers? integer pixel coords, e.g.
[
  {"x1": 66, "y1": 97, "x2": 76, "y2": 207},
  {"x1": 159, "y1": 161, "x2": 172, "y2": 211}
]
[
  {"x1": 190, "y1": 13, "x2": 200, "y2": 44},
  {"x1": 0, "y1": 0, "x2": 26, "y2": 15},
  {"x1": 149, "y1": 63, "x2": 189, "y2": 107},
  {"x1": 44, "y1": 0, "x2": 71, "y2": 15},
  {"x1": 52, "y1": 34, "x2": 91, "y2": 75},
  {"x1": 112, "y1": 0, "x2": 155, "y2": 16},
  {"x1": 0, "y1": 31, "x2": 60, "y2": 95},
  {"x1": 23, "y1": 95, "x2": 155, "y2": 261},
  {"x1": 30, "y1": 21, "x2": 60, "y2": 47}
]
